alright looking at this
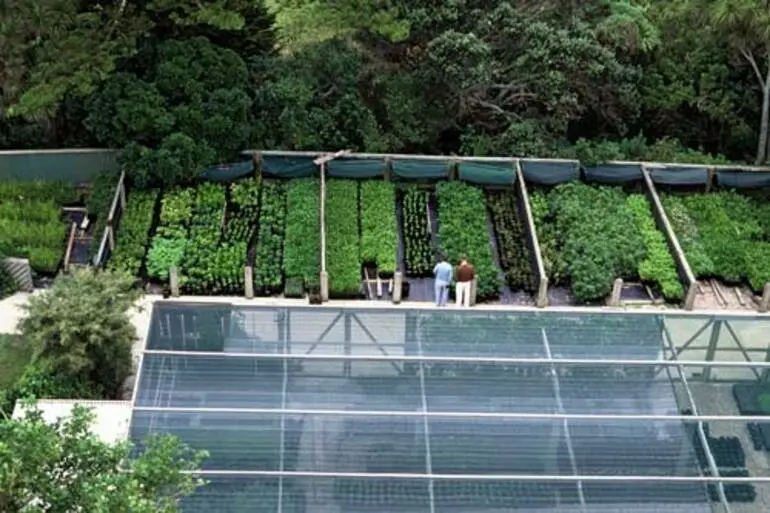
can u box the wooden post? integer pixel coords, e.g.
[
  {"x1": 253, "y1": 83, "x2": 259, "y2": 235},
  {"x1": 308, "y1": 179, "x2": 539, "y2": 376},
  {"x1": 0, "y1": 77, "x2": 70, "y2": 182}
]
[
  {"x1": 107, "y1": 225, "x2": 115, "y2": 250},
  {"x1": 684, "y1": 281, "x2": 698, "y2": 311},
  {"x1": 320, "y1": 161, "x2": 326, "y2": 278},
  {"x1": 320, "y1": 271, "x2": 329, "y2": 302},
  {"x1": 469, "y1": 277, "x2": 478, "y2": 306},
  {"x1": 253, "y1": 152, "x2": 262, "y2": 179},
  {"x1": 244, "y1": 266, "x2": 254, "y2": 299},
  {"x1": 536, "y1": 276, "x2": 549, "y2": 308},
  {"x1": 63, "y1": 222, "x2": 77, "y2": 272},
  {"x1": 759, "y1": 283, "x2": 770, "y2": 313},
  {"x1": 384, "y1": 157, "x2": 392, "y2": 182},
  {"x1": 706, "y1": 167, "x2": 715, "y2": 192},
  {"x1": 169, "y1": 267, "x2": 180, "y2": 297},
  {"x1": 119, "y1": 177, "x2": 126, "y2": 210},
  {"x1": 392, "y1": 272, "x2": 403, "y2": 304},
  {"x1": 609, "y1": 278, "x2": 623, "y2": 307}
]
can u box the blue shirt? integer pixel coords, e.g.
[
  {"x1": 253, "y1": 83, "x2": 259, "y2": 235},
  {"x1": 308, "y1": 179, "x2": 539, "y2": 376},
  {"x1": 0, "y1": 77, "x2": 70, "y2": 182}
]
[{"x1": 433, "y1": 261, "x2": 453, "y2": 284}]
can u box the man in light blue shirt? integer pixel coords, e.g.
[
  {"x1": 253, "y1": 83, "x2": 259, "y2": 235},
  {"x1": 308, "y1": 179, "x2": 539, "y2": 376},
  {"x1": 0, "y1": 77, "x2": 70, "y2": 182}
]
[{"x1": 433, "y1": 255, "x2": 453, "y2": 306}]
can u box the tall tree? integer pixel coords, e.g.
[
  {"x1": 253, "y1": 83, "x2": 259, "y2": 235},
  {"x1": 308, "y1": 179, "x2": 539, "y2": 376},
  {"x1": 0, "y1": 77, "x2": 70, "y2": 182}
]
[
  {"x1": 1, "y1": 403, "x2": 206, "y2": 512},
  {"x1": 709, "y1": 0, "x2": 770, "y2": 163}
]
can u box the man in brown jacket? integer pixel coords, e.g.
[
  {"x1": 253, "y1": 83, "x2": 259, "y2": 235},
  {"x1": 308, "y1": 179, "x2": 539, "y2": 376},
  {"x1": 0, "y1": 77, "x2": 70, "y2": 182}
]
[{"x1": 455, "y1": 257, "x2": 474, "y2": 307}]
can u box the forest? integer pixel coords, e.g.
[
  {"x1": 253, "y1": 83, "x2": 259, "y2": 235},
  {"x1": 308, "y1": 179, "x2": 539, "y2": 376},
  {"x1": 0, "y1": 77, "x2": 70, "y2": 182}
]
[{"x1": 1, "y1": 0, "x2": 769, "y2": 183}]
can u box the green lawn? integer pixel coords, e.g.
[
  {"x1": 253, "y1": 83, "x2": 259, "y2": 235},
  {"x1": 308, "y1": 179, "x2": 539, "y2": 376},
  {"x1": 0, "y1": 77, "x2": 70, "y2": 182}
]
[{"x1": 0, "y1": 333, "x2": 33, "y2": 394}]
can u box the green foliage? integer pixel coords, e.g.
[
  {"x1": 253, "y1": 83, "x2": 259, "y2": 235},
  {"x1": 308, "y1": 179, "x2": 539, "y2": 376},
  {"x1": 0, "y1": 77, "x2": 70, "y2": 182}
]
[
  {"x1": 401, "y1": 186, "x2": 433, "y2": 276},
  {"x1": 547, "y1": 182, "x2": 645, "y2": 302},
  {"x1": 146, "y1": 187, "x2": 196, "y2": 280},
  {"x1": 486, "y1": 190, "x2": 534, "y2": 291},
  {"x1": 283, "y1": 178, "x2": 320, "y2": 288},
  {"x1": 660, "y1": 195, "x2": 714, "y2": 276},
  {"x1": 253, "y1": 181, "x2": 287, "y2": 294},
  {"x1": 180, "y1": 182, "x2": 227, "y2": 293},
  {"x1": 1, "y1": 403, "x2": 206, "y2": 512},
  {"x1": 529, "y1": 189, "x2": 564, "y2": 283},
  {"x1": 626, "y1": 194, "x2": 684, "y2": 299},
  {"x1": 0, "y1": 334, "x2": 32, "y2": 414},
  {"x1": 568, "y1": 136, "x2": 730, "y2": 166},
  {"x1": 674, "y1": 191, "x2": 770, "y2": 290},
  {"x1": 326, "y1": 180, "x2": 361, "y2": 296},
  {"x1": 436, "y1": 182, "x2": 501, "y2": 299},
  {"x1": 108, "y1": 190, "x2": 158, "y2": 275},
  {"x1": 18, "y1": 268, "x2": 141, "y2": 400},
  {"x1": 0, "y1": 181, "x2": 73, "y2": 273},
  {"x1": 360, "y1": 181, "x2": 397, "y2": 274}
]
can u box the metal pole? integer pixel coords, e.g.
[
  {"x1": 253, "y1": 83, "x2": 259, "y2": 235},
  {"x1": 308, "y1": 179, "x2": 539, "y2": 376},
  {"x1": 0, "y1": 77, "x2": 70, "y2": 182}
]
[{"x1": 320, "y1": 161, "x2": 326, "y2": 274}]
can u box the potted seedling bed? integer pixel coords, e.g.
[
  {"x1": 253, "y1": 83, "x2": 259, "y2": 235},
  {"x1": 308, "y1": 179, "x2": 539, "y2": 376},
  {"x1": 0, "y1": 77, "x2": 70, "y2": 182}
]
[
  {"x1": 253, "y1": 180, "x2": 287, "y2": 297},
  {"x1": 484, "y1": 187, "x2": 537, "y2": 306},
  {"x1": 527, "y1": 180, "x2": 686, "y2": 307},
  {"x1": 396, "y1": 184, "x2": 439, "y2": 302},
  {"x1": 658, "y1": 183, "x2": 770, "y2": 311},
  {"x1": 359, "y1": 180, "x2": 399, "y2": 301}
]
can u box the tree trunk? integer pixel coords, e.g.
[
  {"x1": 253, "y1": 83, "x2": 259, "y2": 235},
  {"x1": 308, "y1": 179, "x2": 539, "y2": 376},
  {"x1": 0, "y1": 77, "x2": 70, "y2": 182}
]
[{"x1": 758, "y1": 84, "x2": 770, "y2": 164}]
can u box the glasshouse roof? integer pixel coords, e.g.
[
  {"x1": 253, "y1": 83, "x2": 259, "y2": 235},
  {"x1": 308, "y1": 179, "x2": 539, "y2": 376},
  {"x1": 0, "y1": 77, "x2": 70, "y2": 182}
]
[{"x1": 130, "y1": 302, "x2": 770, "y2": 512}]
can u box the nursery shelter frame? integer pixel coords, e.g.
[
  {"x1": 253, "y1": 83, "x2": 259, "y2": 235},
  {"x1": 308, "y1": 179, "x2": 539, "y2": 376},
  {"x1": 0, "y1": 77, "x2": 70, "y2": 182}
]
[{"x1": 129, "y1": 299, "x2": 770, "y2": 512}]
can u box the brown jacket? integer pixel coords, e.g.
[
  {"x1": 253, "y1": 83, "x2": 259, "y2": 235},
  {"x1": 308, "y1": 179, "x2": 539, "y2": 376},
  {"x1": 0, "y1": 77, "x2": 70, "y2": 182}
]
[{"x1": 456, "y1": 263, "x2": 475, "y2": 283}]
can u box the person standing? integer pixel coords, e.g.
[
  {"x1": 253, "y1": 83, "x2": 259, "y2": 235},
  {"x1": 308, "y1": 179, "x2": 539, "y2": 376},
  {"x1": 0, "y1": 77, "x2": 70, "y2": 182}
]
[
  {"x1": 455, "y1": 257, "x2": 475, "y2": 307},
  {"x1": 432, "y1": 255, "x2": 453, "y2": 306}
]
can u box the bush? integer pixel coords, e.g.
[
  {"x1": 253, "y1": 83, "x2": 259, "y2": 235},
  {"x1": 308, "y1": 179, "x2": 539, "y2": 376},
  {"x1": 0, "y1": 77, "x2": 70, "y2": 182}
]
[
  {"x1": 0, "y1": 181, "x2": 73, "y2": 273},
  {"x1": 108, "y1": 190, "x2": 158, "y2": 275},
  {"x1": 146, "y1": 187, "x2": 196, "y2": 280},
  {"x1": 486, "y1": 190, "x2": 534, "y2": 291},
  {"x1": 529, "y1": 189, "x2": 564, "y2": 283},
  {"x1": 436, "y1": 182, "x2": 501, "y2": 299},
  {"x1": 327, "y1": 180, "x2": 361, "y2": 296},
  {"x1": 548, "y1": 182, "x2": 644, "y2": 302},
  {"x1": 626, "y1": 194, "x2": 684, "y2": 299},
  {"x1": 660, "y1": 195, "x2": 714, "y2": 277},
  {"x1": 181, "y1": 183, "x2": 227, "y2": 293},
  {"x1": 402, "y1": 186, "x2": 433, "y2": 275},
  {"x1": 360, "y1": 181, "x2": 397, "y2": 275},
  {"x1": 283, "y1": 178, "x2": 320, "y2": 288},
  {"x1": 254, "y1": 181, "x2": 286, "y2": 294}
]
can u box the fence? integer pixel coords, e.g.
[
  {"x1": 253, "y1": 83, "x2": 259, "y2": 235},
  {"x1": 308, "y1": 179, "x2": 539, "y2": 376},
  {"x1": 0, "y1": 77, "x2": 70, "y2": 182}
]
[
  {"x1": 93, "y1": 171, "x2": 127, "y2": 267},
  {"x1": 0, "y1": 149, "x2": 118, "y2": 183}
]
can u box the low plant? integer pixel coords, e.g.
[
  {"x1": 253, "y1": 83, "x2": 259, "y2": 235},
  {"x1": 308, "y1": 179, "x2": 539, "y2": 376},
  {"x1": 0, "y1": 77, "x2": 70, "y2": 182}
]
[
  {"x1": 181, "y1": 183, "x2": 227, "y2": 293},
  {"x1": 626, "y1": 194, "x2": 684, "y2": 300},
  {"x1": 283, "y1": 178, "x2": 320, "y2": 290},
  {"x1": 402, "y1": 185, "x2": 433, "y2": 275},
  {"x1": 436, "y1": 182, "x2": 501, "y2": 299},
  {"x1": 360, "y1": 181, "x2": 397, "y2": 275},
  {"x1": 327, "y1": 180, "x2": 361, "y2": 296},
  {"x1": 108, "y1": 190, "x2": 157, "y2": 275},
  {"x1": 146, "y1": 187, "x2": 196, "y2": 280},
  {"x1": 253, "y1": 181, "x2": 286, "y2": 294},
  {"x1": 660, "y1": 194, "x2": 714, "y2": 277},
  {"x1": 486, "y1": 190, "x2": 534, "y2": 291}
]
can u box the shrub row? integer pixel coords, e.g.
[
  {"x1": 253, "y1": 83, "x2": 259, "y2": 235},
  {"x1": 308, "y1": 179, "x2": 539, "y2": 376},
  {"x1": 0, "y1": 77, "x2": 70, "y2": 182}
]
[
  {"x1": 108, "y1": 190, "x2": 158, "y2": 275},
  {"x1": 146, "y1": 187, "x2": 196, "y2": 280},
  {"x1": 327, "y1": 180, "x2": 361, "y2": 296},
  {"x1": 436, "y1": 182, "x2": 501, "y2": 298},
  {"x1": 486, "y1": 190, "x2": 534, "y2": 291},
  {"x1": 660, "y1": 195, "x2": 714, "y2": 276},
  {"x1": 626, "y1": 194, "x2": 684, "y2": 300},
  {"x1": 181, "y1": 183, "x2": 227, "y2": 293},
  {"x1": 360, "y1": 181, "x2": 397, "y2": 275},
  {"x1": 528, "y1": 189, "x2": 564, "y2": 284},
  {"x1": 674, "y1": 191, "x2": 770, "y2": 291},
  {"x1": 402, "y1": 186, "x2": 433, "y2": 275},
  {"x1": 253, "y1": 181, "x2": 286, "y2": 294},
  {"x1": 283, "y1": 178, "x2": 320, "y2": 294},
  {"x1": 548, "y1": 182, "x2": 644, "y2": 302},
  {"x1": 0, "y1": 181, "x2": 74, "y2": 273}
]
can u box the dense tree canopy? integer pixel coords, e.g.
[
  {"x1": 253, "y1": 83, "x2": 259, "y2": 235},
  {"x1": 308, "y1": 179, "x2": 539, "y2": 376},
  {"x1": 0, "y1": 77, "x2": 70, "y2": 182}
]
[{"x1": 2, "y1": 0, "x2": 769, "y2": 167}]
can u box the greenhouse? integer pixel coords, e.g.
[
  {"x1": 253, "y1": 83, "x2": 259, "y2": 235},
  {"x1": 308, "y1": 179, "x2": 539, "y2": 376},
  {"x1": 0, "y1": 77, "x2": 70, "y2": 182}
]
[{"x1": 129, "y1": 301, "x2": 770, "y2": 512}]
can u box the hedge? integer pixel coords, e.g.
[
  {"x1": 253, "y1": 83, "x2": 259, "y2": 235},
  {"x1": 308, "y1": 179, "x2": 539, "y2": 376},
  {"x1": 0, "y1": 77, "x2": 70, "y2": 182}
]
[
  {"x1": 360, "y1": 181, "x2": 397, "y2": 274},
  {"x1": 327, "y1": 180, "x2": 361, "y2": 296},
  {"x1": 283, "y1": 178, "x2": 320, "y2": 289},
  {"x1": 108, "y1": 190, "x2": 158, "y2": 275}
]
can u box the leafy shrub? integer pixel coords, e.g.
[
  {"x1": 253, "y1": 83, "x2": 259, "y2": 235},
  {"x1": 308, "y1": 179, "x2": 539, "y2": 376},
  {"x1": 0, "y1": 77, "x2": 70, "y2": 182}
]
[
  {"x1": 146, "y1": 187, "x2": 196, "y2": 280},
  {"x1": 360, "y1": 181, "x2": 397, "y2": 275},
  {"x1": 486, "y1": 190, "x2": 534, "y2": 291},
  {"x1": 327, "y1": 180, "x2": 361, "y2": 296},
  {"x1": 283, "y1": 178, "x2": 320, "y2": 289},
  {"x1": 181, "y1": 183, "x2": 227, "y2": 293},
  {"x1": 209, "y1": 177, "x2": 262, "y2": 294},
  {"x1": 626, "y1": 194, "x2": 684, "y2": 299},
  {"x1": 402, "y1": 186, "x2": 433, "y2": 275},
  {"x1": 547, "y1": 182, "x2": 645, "y2": 302},
  {"x1": 660, "y1": 195, "x2": 714, "y2": 277},
  {"x1": 0, "y1": 181, "x2": 73, "y2": 273},
  {"x1": 529, "y1": 189, "x2": 564, "y2": 283},
  {"x1": 254, "y1": 181, "x2": 286, "y2": 294},
  {"x1": 436, "y1": 182, "x2": 501, "y2": 299},
  {"x1": 108, "y1": 190, "x2": 158, "y2": 275}
]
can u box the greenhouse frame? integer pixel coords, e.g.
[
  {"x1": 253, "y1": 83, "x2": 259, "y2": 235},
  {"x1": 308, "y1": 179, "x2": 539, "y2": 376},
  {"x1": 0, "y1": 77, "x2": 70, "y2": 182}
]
[{"x1": 129, "y1": 300, "x2": 770, "y2": 512}]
